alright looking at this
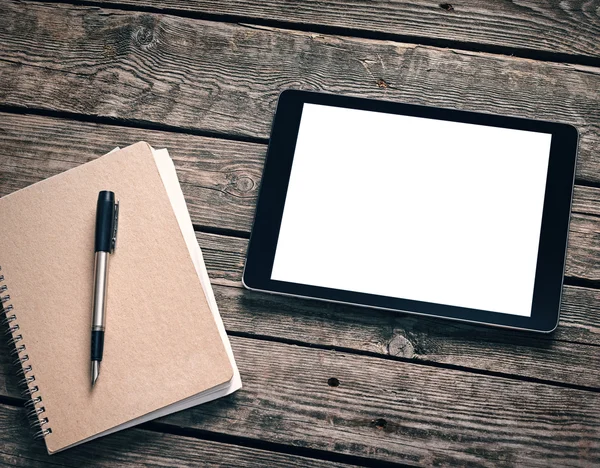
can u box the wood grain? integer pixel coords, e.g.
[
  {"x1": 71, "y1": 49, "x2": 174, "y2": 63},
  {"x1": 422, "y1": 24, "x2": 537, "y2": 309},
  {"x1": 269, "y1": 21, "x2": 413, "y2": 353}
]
[
  {"x1": 572, "y1": 185, "x2": 600, "y2": 217},
  {"x1": 567, "y1": 213, "x2": 600, "y2": 282},
  {"x1": 1, "y1": 2, "x2": 600, "y2": 184},
  {"x1": 0, "y1": 112, "x2": 263, "y2": 235},
  {"x1": 214, "y1": 282, "x2": 600, "y2": 386},
  {"x1": 90, "y1": 0, "x2": 600, "y2": 59},
  {"x1": 1, "y1": 336, "x2": 599, "y2": 466},
  {"x1": 0, "y1": 403, "x2": 351, "y2": 468},
  {"x1": 1, "y1": 112, "x2": 598, "y2": 282},
  {"x1": 2, "y1": 2, "x2": 599, "y2": 465}
]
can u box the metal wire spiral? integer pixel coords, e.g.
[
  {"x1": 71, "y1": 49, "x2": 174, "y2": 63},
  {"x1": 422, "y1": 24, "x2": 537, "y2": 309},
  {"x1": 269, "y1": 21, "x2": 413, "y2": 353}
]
[{"x1": 0, "y1": 266, "x2": 52, "y2": 439}]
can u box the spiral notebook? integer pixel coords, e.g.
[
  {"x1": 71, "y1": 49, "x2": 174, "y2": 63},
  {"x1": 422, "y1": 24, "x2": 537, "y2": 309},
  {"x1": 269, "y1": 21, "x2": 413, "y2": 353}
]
[{"x1": 0, "y1": 142, "x2": 241, "y2": 453}]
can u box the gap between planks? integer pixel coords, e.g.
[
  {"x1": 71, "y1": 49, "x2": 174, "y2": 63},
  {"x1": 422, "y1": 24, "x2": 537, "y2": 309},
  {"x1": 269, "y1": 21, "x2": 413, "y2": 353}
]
[
  {"x1": 2, "y1": 334, "x2": 598, "y2": 466},
  {"x1": 0, "y1": 402, "x2": 378, "y2": 468},
  {"x1": 27, "y1": 0, "x2": 600, "y2": 67},
  {"x1": 1, "y1": 110, "x2": 598, "y2": 285},
  {"x1": 0, "y1": 105, "x2": 599, "y2": 389},
  {"x1": 1, "y1": 2, "x2": 600, "y2": 184},
  {"x1": 223, "y1": 325, "x2": 600, "y2": 393},
  {"x1": 1, "y1": 103, "x2": 599, "y2": 192}
]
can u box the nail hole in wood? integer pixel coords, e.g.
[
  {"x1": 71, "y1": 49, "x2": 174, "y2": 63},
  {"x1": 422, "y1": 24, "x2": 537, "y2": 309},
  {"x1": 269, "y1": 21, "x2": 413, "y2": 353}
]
[
  {"x1": 439, "y1": 3, "x2": 455, "y2": 11},
  {"x1": 373, "y1": 418, "x2": 387, "y2": 429},
  {"x1": 327, "y1": 377, "x2": 340, "y2": 387}
]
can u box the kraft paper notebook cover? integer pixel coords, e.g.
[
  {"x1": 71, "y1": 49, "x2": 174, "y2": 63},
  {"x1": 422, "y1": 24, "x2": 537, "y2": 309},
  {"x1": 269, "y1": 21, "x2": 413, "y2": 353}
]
[{"x1": 0, "y1": 142, "x2": 241, "y2": 453}]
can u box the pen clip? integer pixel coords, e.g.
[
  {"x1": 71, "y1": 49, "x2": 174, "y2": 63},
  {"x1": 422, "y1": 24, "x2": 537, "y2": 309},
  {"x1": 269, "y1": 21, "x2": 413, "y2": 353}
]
[{"x1": 111, "y1": 200, "x2": 119, "y2": 254}]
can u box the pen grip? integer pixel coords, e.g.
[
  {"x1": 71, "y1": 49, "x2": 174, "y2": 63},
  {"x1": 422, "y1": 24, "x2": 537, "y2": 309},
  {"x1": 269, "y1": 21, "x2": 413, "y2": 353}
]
[{"x1": 91, "y1": 330, "x2": 104, "y2": 361}]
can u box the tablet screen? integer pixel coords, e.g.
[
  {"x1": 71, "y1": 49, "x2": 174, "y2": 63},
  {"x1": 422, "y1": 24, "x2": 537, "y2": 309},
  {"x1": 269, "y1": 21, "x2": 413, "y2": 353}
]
[{"x1": 270, "y1": 103, "x2": 552, "y2": 317}]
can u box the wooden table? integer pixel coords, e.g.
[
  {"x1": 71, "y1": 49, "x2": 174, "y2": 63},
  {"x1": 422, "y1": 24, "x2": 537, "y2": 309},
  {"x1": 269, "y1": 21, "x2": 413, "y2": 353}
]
[{"x1": 1, "y1": 1, "x2": 599, "y2": 466}]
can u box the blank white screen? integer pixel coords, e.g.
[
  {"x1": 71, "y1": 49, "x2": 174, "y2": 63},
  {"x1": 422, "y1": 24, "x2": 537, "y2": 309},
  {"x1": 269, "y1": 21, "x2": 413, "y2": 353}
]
[{"x1": 271, "y1": 104, "x2": 552, "y2": 317}]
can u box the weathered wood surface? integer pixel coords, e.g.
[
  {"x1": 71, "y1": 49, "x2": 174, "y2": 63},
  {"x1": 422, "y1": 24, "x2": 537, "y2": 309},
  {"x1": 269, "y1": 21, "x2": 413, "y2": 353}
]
[
  {"x1": 1, "y1": 2, "x2": 600, "y2": 185},
  {"x1": 1, "y1": 1, "x2": 599, "y2": 465},
  {"x1": 2, "y1": 111, "x2": 599, "y2": 388},
  {"x1": 2, "y1": 112, "x2": 599, "y2": 390},
  {"x1": 1, "y1": 112, "x2": 599, "y2": 282},
  {"x1": 573, "y1": 185, "x2": 600, "y2": 217},
  {"x1": 1, "y1": 335, "x2": 599, "y2": 466},
  {"x1": 89, "y1": 0, "x2": 600, "y2": 60},
  {"x1": 566, "y1": 213, "x2": 600, "y2": 282},
  {"x1": 0, "y1": 404, "x2": 351, "y2": 468}
]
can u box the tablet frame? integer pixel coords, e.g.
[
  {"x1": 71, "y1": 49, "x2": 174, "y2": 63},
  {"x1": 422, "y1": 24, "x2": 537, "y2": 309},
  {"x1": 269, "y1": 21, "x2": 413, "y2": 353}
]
[{"x1": 243, "y1": 90, "x2": 579, "y2": 333}]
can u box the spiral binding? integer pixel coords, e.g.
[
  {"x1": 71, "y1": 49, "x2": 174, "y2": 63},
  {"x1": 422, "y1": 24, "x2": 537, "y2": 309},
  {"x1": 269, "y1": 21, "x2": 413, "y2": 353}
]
[{"x1": 0, "y1": 266, "x2": 52, "y2": 440}]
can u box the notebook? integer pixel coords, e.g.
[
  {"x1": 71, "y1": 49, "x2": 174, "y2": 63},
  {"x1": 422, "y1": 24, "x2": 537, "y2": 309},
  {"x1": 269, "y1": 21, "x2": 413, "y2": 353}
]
[{"x1": 0, "y1": 142, "x2": 241, "y2": 453}]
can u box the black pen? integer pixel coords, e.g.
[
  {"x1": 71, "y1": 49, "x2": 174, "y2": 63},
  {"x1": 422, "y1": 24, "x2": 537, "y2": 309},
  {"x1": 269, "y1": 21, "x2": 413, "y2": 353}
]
[{"x1": 91, "y1": 191, "x2": 119, "y2": 387}]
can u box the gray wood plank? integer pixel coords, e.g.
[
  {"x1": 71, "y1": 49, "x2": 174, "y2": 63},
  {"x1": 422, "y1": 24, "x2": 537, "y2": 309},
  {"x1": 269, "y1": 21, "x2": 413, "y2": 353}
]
[
  {"x1": 1, "y1": 1, "x2": 600, "y2": 184},
  {"x1": 1, "y1": 336, "x2": 599, "y2": 466},
  {"x1": 0, "y1": 112, "x2": 263, "y2": 236},
  {"x1": 572, "y1": 185, "x2": 600, "y2": 217},
  {"x1": 90, "y1": 0, "x2": 600, "y2": 59},
  {"x1": 0, "y1": 403, "x2": 351, "y2": 468},
  {"x1": 198, "y1": 228, "x2": 600, "y2": 348},
  {"x1": 567, "y1": 213, "x2": 600, "y2": 282},
  {"x1": 2, "y1": 112, "x2": 598, "y2": 282}
]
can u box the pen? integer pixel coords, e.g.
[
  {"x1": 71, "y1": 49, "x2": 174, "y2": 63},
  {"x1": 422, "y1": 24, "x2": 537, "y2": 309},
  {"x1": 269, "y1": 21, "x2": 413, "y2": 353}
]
[{"x1": 91, "y1": 191, "x2": 119, "y2": 387}]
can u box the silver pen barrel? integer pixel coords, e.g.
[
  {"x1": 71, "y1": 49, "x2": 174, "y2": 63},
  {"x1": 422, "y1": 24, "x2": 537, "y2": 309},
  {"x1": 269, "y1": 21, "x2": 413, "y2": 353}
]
[
  {"x1": 92, "y1": 251, "x2": 109, "y2": 332},
  {"x1": 91, "y1": 250, "x2": 109, "y2": 386}
]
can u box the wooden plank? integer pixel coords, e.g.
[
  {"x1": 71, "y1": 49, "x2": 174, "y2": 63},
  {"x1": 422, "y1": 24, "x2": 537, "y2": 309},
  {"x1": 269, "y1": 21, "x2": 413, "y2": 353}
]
[
  {"x1": 1, "y1": 112, "x2": 599, "y2": 283},
  {"x1": 197, "y1": 229, "x2": 600, "y2": 348},
  {"x1": 0, "y1": 403, "x2": 350, "y2": 468},
  {"x1": 199, "y1": 227, "x2": 600, "y2": 346},
  {"x1": 567, "y1": 213, "x2": 600, "y2": 282},
  {"x1": 1, "y1": 2, "x2": 600, "y2": 184},
  {"x1": 1, "y1": 336, "x2": 599, "y2": 466},
  {"x1": 90, "y1": 0, "x2": 600, "y2": 60},
  {"x1": 572, "y1": 185, "x2": 600, "y2": 217}
]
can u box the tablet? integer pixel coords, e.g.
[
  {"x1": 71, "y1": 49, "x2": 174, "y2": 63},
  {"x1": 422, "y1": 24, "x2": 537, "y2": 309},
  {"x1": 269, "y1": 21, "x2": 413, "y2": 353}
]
[{"x1": 243, "y1": 90, "x2": 579, "y2": 332}]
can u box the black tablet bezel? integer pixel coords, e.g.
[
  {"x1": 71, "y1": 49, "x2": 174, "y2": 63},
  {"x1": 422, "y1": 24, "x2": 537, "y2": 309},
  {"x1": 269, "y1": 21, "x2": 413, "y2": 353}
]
[{"x1": 243, "y1": 90, "x2": 579, "y2": 333}]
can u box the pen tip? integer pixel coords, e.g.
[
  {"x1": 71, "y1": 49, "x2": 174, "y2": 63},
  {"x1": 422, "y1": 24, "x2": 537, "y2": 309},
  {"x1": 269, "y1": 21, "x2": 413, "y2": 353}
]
[{"x1": 91, "y1": 361, "x2": 100, "y2": 387}]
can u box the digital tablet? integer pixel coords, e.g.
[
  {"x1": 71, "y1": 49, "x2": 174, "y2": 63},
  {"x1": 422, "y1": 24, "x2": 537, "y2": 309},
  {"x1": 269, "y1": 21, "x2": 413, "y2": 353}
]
[{"x1": 243, "y1": 90, "x2": 579, "y2": 332}]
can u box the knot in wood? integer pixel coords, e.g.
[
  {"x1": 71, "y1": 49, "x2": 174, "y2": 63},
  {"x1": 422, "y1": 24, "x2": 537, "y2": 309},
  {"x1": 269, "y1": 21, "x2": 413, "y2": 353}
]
[
  {"x1": 132, "y1": 18, "x2": 157, "y2": 48},
  {"x1": 387, "y1": 334, "x2": 414, "y2": 358},
  {"x1": 135, "y1": 28, "x2": 155, "y2": 47},
  {"x1": 234, "y1": 175, "x2": 255, "y2": 193}
]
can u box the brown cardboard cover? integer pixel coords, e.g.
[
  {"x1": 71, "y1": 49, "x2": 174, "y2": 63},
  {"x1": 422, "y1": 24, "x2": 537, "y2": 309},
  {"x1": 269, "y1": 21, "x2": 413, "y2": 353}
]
[{"x1": 0, "y1": 142, "x2": 233, "y2": 453}]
